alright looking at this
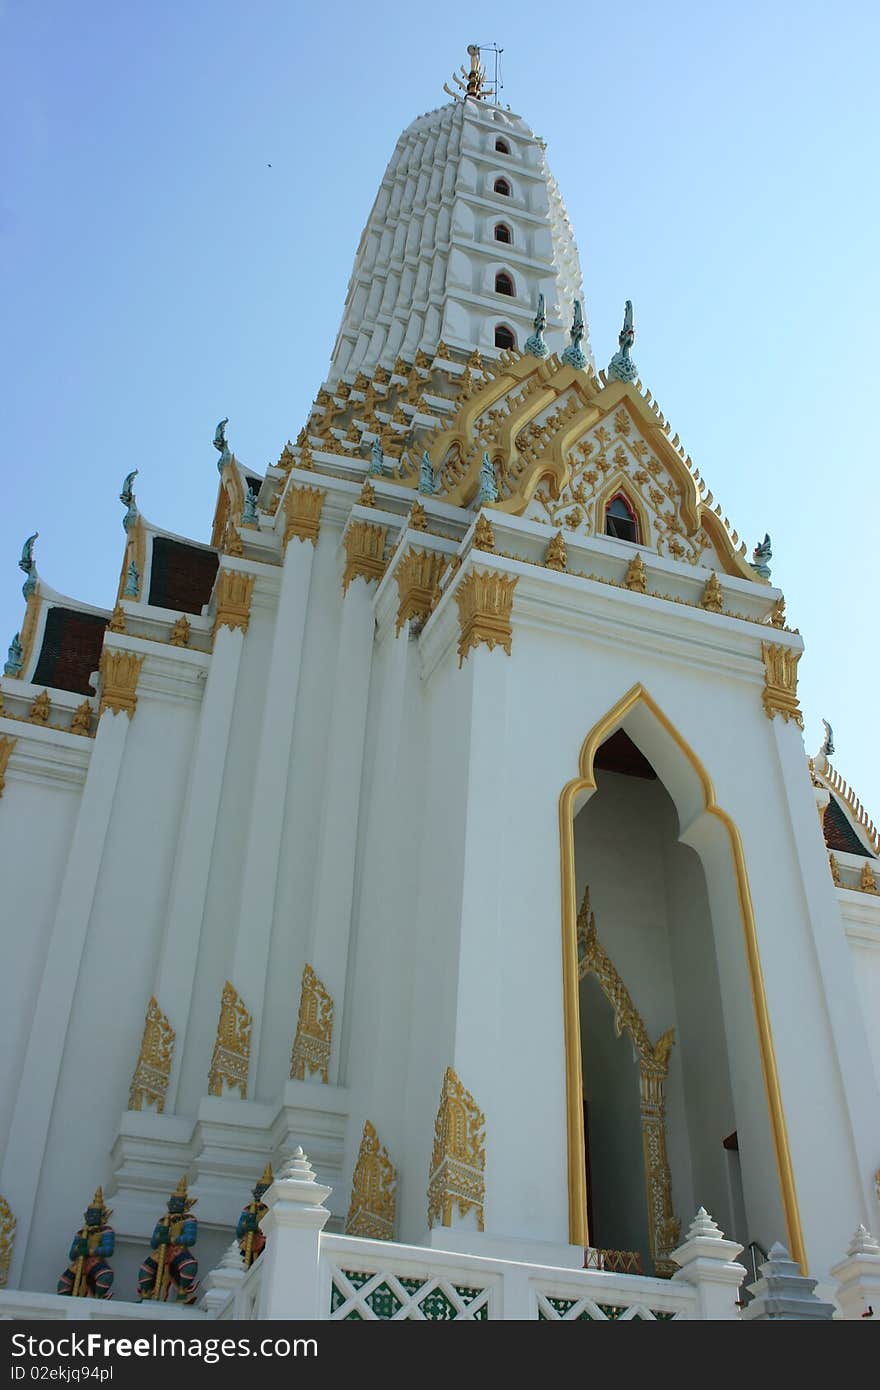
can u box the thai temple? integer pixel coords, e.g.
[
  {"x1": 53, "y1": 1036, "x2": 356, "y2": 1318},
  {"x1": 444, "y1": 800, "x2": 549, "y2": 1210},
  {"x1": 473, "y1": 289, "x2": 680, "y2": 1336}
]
[{"x1": 1, "y1": 46, "x2": 879, "y2": 1321}]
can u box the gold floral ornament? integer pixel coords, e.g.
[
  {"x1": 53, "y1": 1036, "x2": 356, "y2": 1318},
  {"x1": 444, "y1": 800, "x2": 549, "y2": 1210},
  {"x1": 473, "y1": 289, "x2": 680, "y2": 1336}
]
[
  {"x1": 577, "y1": 886, "x2": 680, "y2": 1273},
  {"x1": 208, "y1": 981, "x2": 252, "y2": 1099},
  {"x1": 345, "y1": 1121, "x2": 397, "y2": 1240},
  {"x1": 70, "y1": 701, "x2": 93, "y2": 737},
  {"x1": 455, "y1": 569, "x2": 518, "y2": 666},
  {"x1": 0, "y1": 736, "x2": 15, "y2": 798},
  {"x1": 427, "y1": 1067, "x2": 486, "y2": 1232},
  {"x1": 128, "y1": 996, "x2": 175, "y2": 1113},
  {"x1": 860, "y1": 861, "x2": 878, "y2": 894},
  {"x1": 471, "y1": 513, "x2": 496, "y2": 553},
  {"x1": 829, "y1": 852, "x2": 841, "y2": 887},
  {"x1": 290, "y1": 964, "x2": 334, "y2": 1084},
  {"x1": 108, "y1": 602, "x2": 127, "y2": 634},
  {"x1": 395, "y1": 548, "x2": 447, "y2": 634},
  {"x1": 342, "y1": 520, "x2": 388, "y2": 593},
  {"x1": 0, "y1": 1197, "x2": 15, "y2": 1289},
  {"x1": 358, "y1": 479, "x2": 376, "y2": 508},
  {"x1": 99, "y1": 650, "x2": 144, "y2": 719},
  {"x1": 407, "y1": 501, "x2": 429, "y2": 532},
  {"x1": 761, "y1": 643, "x2": 803, "y2": 728},
  {"x1": 212, "y1": 571, "x2": 256, "y2": 637}
]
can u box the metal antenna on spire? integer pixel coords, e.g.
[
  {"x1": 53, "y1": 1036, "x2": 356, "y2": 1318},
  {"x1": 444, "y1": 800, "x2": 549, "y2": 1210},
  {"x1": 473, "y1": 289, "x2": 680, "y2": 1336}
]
[
  {"x1": 444, "y1": 43, "x2": 503, "y2": 103},
  {"x1": 477, "y1": 43, "x2": 504, "y2": 103}
]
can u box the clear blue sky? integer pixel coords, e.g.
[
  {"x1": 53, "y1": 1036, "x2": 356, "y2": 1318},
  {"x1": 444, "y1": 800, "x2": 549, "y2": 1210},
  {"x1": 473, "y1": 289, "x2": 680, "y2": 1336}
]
[{"x1": 2, "y1": 1, "x2": 878, "y2": 819}]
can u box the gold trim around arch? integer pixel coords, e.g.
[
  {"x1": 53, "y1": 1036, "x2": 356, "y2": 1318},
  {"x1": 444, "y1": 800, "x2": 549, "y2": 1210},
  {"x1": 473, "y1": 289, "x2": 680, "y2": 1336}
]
[{"x1": 559, "y1": 682, "x2": 806, "y2": 1271}]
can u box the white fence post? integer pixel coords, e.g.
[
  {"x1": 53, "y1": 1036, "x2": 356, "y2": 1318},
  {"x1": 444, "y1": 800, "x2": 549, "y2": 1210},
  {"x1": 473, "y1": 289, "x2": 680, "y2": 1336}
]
[
  {"x1": 741, "y1": 1242, "x2": 835, "y2": 1320},
  {"x1": 670, "y1": 1208, "x2": 746, "y2": 1320},
  {"x1": 200, "y1": 1241, "x2": 246, "y2": 1318},
  {"x1": 257, "y1": 1147, "x2": 332, "y2": 1320},
  {"x1": 830, "y1": 1226, "x2": 880, "y2": 1320}
]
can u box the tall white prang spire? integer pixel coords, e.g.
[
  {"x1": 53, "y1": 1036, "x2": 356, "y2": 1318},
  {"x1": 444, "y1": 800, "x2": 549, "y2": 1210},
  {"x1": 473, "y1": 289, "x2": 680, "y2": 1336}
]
[{"x1": 328, "y1": 51, "x2": 591, "y2": 381}]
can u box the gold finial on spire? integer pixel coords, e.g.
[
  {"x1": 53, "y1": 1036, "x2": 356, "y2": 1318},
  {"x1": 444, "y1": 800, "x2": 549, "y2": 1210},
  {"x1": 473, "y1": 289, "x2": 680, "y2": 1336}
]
[{"x1": 444, "y1": 44, "x2": 493, "y2": 101}]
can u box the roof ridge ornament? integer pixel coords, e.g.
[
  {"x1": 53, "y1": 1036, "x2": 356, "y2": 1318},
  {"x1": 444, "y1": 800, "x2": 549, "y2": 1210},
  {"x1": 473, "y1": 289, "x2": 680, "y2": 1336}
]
[
  {"x1": 524, "y1": 294, "x2": 549, "y2": 359},
  {"x1": 821, "y1": 719, "x2": 835, "y2": 759},
  {"x1": 213, "y1": 417, "x2": 231, "y2": 474},
  {"x1": 119, "y1": 471, "x2": 139, "y2": 533},
  {"x1": 19, "y1": 533, "x2": 38, "y2": 600},
  {"x1": 561, "y1": 300, "x2": 587, "y2": 369},
  {"x1": 607, "y1": 299, "x2": 638, "y2": 384},
  {"x1": 750, "y1": 533, "x2": 772, "y2": 580},
  {"x1": 443, "y1": 44, "x2": 493, "y2": 102}
]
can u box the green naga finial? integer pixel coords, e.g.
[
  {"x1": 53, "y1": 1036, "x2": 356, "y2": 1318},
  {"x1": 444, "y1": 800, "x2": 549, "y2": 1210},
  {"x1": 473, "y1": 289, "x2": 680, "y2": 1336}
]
[
  {"x1": 524, "y1": 293, "x2": 549, "y2": 359},
  {"x1": 607, "y1": 299, "x2": 637, "y2": 383},
  {"x1": 19, "y1": 533, "x2": 38, "y2": 599},
  {"x1": 4, "y1": 633, "x2": 23, "y2": 677},
  {"x1": 242, "y1": 486, "x2": 258, "y2": 525},
  {"x1": 561, "y1": 300, "x2": 587, "y2": 370},
  {"x1": 119, "y1": 470, "x2": 139, "y2": 533},
  {"x1": 479, "y1": 451, "x2": 498, "y2": 505},
  {"x1": 368, "y1": 438, "x2": 384, "y2": 476},
  {"x1": 213, "y1": 418, "x2": 231, "y2": 474},
  {"x1": 123, "y1": 560, "x2": 140, "y2": 598},
  {"x1": 418, "y1": 451, "x2": 436, "y2": 496}
]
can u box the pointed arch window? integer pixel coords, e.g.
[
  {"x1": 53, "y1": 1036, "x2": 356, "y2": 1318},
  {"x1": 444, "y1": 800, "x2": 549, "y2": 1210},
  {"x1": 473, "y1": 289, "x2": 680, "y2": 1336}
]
[
  {"x1": 494, "y1": 324, "x2": 516, "y2": 350},
  {"x1": 495, "y1": 271, "x2": 514, "y2": 297},
  {"x1": 495, "y1": 138, "x2": 510, "y2": 154},
  {"x1": 494, "y1": 222, "x2": 512, "y2": 244},
  {"x1": 605, "y1": 493, "x2": 640, "y2": 544},
  {"x1": 494, "y1": 177, "x2": 511, "y2": 196}
]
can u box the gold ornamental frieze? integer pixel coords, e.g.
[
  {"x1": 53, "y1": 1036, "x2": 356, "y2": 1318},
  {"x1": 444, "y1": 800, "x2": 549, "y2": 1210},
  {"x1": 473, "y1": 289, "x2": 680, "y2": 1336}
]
[
  {"x1": 761, "y1": 642, "x2": 803, "y2": 728},
  {"x1": 454, "y1": 569, "x2": 518, "y2": 666},
  {"x1": 207, "y1": 981, "x2": 252, "y2": 1099},
  {"x1": 283, "y1": 484, "x2": 325, "y2": 548},
  {"x1": 99, "y1": 649, "x2": 144, "y2": 719},
  {"x1": 577, "y1": 887, "x2": 680, "y2": 1274},
  {"x1": 212, "y1": 571, "x2": 256, "y2": 637},
  {"x1": 128, "y1": 996, "x2": 175, "y2": 1114},
  {"x1": 289, "y1": 964, "x2": 334, "y2": 1084},
  {"x1": 342, "y1": 521, "x2": 388, "y2": 594},
  {"x1": 345, "y1": 1121, "x2": 397, "y2": 1241},
  {"x1": 427, "y1": 1067, "x2": 486, "y2": 1232},
  {"x1": 395, "y1": 547, "x2": 447, "y2": 634}
]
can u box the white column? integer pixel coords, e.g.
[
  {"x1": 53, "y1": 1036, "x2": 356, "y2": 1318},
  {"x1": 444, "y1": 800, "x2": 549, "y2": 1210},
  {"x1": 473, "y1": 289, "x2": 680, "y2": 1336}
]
[
  {"x1": 670, "y1": 1208, "x2": 746, "y2": 1320},
  {"x1": 307, "y1": 573, "x2": 376, "y2": 1081},
  {"x1": 257, "y1": 1148, "x2": 332, "y2": 1320},
  {"x1": 830, "y1": 1225, "x2": 880, "y2": 1320},
  {"x1": 230, "y1": 538, "x2": 317, "y2": 1083},
  {"x1": 155, "y1": 622, "x2": 247, "y2": 1109},
  {"x1": 0, "y1": 707, "x2": 132, "y2": 1286}
]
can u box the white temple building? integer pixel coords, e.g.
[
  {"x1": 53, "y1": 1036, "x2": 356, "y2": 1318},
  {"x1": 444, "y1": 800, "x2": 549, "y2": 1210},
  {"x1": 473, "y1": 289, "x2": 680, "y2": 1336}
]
[{"x1": 1, "y1": 46, "x2": 879, "y2": 1320}]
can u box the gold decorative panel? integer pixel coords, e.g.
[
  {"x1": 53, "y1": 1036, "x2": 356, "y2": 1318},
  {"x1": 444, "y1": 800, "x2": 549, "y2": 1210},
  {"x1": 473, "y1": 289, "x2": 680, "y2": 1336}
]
[
  {"x1": 289, "y1": 964, "x2": 334, "y2": 1084},
  {"x1": 128, "y1": 996, "x2": 175, "y2": 1113},
  {"x1": 0, "y1": 1197, "x2": 15, "y2": 1288},
  {"x1": 99, "y1": 650, "x2": 144, "y2": 719},
  {"x1": 0, "y1": 736, "x2": 15, "y2": 798},
  {"x1": 342, "y1": 521, "x2": 387, "y2": 593},
  {"x1": 212, "y1": 571, "x2": 256, "y2": 636},
  {"x1": 345, "y1": 1121, "x2": 397, "y2": 1240},
  {"x1": 395, "y1": 547, "x2": 447, "y2": 634},
  {"x1": 454, "y1": 569, "x2": 517, "y2": 666},
  {"x1": 427, "y1": 1067, "x2": 486, "y2": 1232},
  {"x1": 761, "y1": 643, "x2": 803, "y2": 728},
  {"x1": 208, "y1": 981, "x2": 252, "y2": 1099},
  {"x1": 284, "y1": 484, "x2": 325, "y2": 547}
]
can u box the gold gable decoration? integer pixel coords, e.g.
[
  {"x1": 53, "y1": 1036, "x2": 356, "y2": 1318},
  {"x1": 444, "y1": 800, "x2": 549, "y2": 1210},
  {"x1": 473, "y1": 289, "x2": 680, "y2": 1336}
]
[
  {"x1": 128, "y1": 996, "x2": 175, "y2": 1114},
  {"x1": 290, "y1": 964, "x2": 334, "y2": 1084},
  {"x1": 0, "y1": 1196, "x2": 15, "y2": 1288},
  {"x1": 427, "y1": 1067, "x2": 486, "y2": 1232},
  {"x1": 345, "y1": 1121, "x2": 397, "y2": 1240},
  {"x1": 577, "y1": 886, "x2": 680, "y2": 1274},
  {"x1": 208, "y1": 981, "x2": 252, "y2": 1099}
]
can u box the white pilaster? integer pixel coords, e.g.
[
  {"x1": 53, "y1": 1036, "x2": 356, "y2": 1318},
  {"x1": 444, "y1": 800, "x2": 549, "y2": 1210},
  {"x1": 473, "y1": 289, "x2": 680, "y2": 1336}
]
[
  {"x1": 670, "y1": 1208, "x2": 746, "y2": 1320},
  {"x1": 830, "y1": 1225, "x2": 880, "y2": 1320},
  {"x1": 0, "y1": 706, "x2": 132, "y2": 1285},
  {"x1": 230, "y1": 538, "x2": 317, "y2": 1088},
  {"x1": 307, "y1": 570, "x2": 376, "y2": 1081},
  {"x1": 154, "y1": 622, "x2": 247, "y2": 1110}
]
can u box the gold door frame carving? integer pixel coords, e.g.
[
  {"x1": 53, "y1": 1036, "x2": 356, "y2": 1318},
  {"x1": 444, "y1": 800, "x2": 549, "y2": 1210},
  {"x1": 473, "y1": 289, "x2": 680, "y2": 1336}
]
[
  {"x1": 558, "y1": 683, "x2": 806, "y2": 1270},
  {"x1": 577, "y1": 887, "x2": 679, "y2": 1274}
]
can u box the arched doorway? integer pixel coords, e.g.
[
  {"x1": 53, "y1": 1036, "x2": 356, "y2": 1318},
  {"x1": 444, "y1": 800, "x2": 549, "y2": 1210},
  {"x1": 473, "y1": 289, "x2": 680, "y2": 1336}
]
[{"x1": 558, "y1": 685, "x2": 805, "y2": 1269}]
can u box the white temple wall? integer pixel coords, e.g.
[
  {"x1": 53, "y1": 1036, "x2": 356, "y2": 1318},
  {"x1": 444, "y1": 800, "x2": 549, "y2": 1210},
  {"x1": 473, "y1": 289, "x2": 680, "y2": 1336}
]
[
  {"x1": 20, "y1": 680, "x2": 200, "y2": 1291},
  {"x1": 0, "y1": 757, "x2": 81, "y2": 1159},
  {"x1": 840, "y1": 893, "x2": 880, "y2": 1104}
]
